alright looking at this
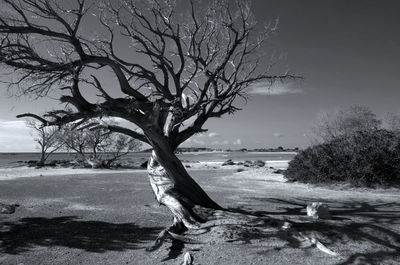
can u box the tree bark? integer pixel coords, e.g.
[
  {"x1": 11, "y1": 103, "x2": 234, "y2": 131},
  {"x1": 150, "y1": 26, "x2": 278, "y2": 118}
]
[
  {"x1": 147, "y1": 146, "x2": 222, "y2": 229},
  {"x1": 37, "y1": 146, "x2": 46, "y2": 167},
  {"x1": 37, "y1": 155, "x2": 45, "y2": 167}
]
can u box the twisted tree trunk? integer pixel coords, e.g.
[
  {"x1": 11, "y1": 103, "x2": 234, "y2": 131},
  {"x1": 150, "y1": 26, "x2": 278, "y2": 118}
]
[
  {"x1": 147, "y1": 149, "x2": 222, "y2": 229},
  {"x1": 145, "y1": 127, "x2": 221, "y2": 225},
  {"x1": 145, "y1": 143, "x2": 222, "y2": 251}
]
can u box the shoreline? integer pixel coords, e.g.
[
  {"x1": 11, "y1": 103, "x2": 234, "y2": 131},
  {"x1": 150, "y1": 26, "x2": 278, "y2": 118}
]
[{"x1": 0, "y1": 160, "x2": 290, "y2": 181}]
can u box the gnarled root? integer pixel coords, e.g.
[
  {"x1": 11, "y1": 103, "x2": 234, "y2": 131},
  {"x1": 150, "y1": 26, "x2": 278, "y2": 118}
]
[
  {"x1": 146, "y1": 217, "x2": 204, "y2": 252},
  {"x1": 161, "y1": 191, "x2": 202, "y2": 230}
]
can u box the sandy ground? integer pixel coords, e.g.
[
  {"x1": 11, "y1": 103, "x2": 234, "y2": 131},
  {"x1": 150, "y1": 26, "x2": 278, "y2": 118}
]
[{"x1": 0, "y1": 164, "x2": 399, "y2": 265}]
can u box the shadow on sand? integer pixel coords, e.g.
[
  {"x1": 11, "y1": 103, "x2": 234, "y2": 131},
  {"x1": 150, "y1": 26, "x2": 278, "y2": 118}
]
[
  {"x1": 0, "y1": 216, "x2": 162, "y2": 254},
  {"x1": 227, "y1": 199, "x2": 400, "y2": 265},
  {"x1": 1, "y1": 200, "x2": 399, "y2": 264}
]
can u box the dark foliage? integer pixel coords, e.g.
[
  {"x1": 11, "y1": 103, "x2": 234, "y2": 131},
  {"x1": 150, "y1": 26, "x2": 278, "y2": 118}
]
[{"x1": 285, "y1": 130, "x2": 400, "y2": 187}]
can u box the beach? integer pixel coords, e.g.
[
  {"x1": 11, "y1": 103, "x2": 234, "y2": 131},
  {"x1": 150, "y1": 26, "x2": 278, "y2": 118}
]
[{"x1": 0, "y1": 156, "x2": 399, "y2": 265}]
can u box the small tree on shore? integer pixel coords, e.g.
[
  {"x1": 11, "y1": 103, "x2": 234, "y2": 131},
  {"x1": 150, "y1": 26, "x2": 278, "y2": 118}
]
[
  {"x1": 57, "y1": 123, "x2": 142, "y2": 168},
  {"x1": 101, "y1": 133, "x2": 143, "y2": 168},
  {"x1": 26, "y1": 120, "x2": 63, "y2": 166}
]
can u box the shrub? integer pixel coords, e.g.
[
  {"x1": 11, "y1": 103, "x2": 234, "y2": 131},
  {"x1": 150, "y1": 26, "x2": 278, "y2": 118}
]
[{"x1": 285, "y1": 130, "x2": 400, "y2": 187}]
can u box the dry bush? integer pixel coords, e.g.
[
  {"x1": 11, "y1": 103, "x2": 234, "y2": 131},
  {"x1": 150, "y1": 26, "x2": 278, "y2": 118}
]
[{"x1": 285, "y1": 130, "x2": 400, "y2": 187}]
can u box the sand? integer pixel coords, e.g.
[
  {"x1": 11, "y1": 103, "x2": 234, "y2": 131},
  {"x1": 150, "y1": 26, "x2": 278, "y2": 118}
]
[
  {"x1": 0, "y1": 166, "x2": 148, "y2": 181},
  {"x1": 0, "y1": 164, "x2": 399, "y2": 265}
]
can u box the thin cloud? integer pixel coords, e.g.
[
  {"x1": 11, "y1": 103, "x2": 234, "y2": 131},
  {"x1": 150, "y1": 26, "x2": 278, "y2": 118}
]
[
  {"x1": 273, "y1": 132, "x2": 284, "y2": 138},
  {"x1": 248, "y1": 82, "x2": 302, "y2": 96},
  {"x1": 233, "y1": 138, "x2": 242, "y2": 145},
  {"x1": 192, "y1": 138, "x2": 205, "y2": 145},
  {"x1": 211, "y1": 139, "x2": 229, "y2": 145},
  {"x1": 0, "y1": 120, "x2": 36, "y2": 152},
  {"x1": 208, "y1": 132, "x2": 219, "y2": 137}
]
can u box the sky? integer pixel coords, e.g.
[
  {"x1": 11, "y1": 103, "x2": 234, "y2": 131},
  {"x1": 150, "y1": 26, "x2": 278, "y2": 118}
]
[{"x1": 1, "y1": 0, "x2": 400, "y2": 152}]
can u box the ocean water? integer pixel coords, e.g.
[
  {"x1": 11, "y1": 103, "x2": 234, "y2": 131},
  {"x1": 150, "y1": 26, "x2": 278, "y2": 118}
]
[{"x1": 0, "y1": 151, "x2": 296, "y2": 168}]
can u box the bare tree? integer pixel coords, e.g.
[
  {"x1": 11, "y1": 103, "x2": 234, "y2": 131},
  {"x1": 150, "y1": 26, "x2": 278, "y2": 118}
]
[
  {"x1": 58, "y1": 123, "x2": 89, "y2": 161},
  {"x1": 312, "y1": 105, "x2": 381, "y2": 142},
  {"x1": 101, "y1": 133, "x2": 143, "y2": 168},
  {"x1": 26, "y1": 120, "x2": 63, "y2": 166},
  {"x1": 0, "y1": 0, "x2": 297, "y2": 236},
  {"x1": 57, "y1": 122, "x2": 142, "y2": 168}
]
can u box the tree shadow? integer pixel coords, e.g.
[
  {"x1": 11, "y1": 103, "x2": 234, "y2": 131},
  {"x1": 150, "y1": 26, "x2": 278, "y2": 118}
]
[
  {"x1": 336, "y1": 250, "x2": 400, "y2": 265},
  {"x1": 161, "y1": 239, "x2": 185, "y2": 262},
  {"x1": 226, "y1": 199, "x2": 400, "y2": 264},
  {"x1": 235, "y1": 197, "x2": 400, "y2": 224},
  {"x1": 0, "y1": 216, "x2": 162, "y2": 254}
]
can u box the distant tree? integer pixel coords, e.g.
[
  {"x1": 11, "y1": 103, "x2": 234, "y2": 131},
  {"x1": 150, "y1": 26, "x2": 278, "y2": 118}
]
[
  {"x1": 0, "y1": 0, "x2": 297, "y2": 237},
  {"x1": 313, "y1": 105, "x2": 381, "y2": 142},
  {"x1": 58, "y1": 124, "x2": 90, "y2": 160},
  {"x1": 57, "y1": 122, "x2": 142, "y2": 168},
  {"x1": 26, "y1": 120, "x2": 63, "y2": 167},
  {"x1": 101, "y1": 133, "x2": 142, "y2": 167}
]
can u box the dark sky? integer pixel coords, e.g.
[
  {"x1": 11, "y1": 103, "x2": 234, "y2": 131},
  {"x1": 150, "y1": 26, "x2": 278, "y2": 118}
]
[{"x1": 1, "y1": 0, "x2": 400, "y2": 151}]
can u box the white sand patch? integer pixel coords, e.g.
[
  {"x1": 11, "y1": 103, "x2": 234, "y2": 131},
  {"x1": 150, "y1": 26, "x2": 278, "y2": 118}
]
[
  {"x1": 199, "y1": 160, "x2": 289, "y2": 170},
  {"x1": 248, "y1": 151, "x2": 297, "y2": 155},
  {"x1": 265, "y1": 160, "x2": 289, "y2": 169},
  {"x1": 64, "y1": 203, "x2": 104, "y2": 211},
  {"x1": 198, "y1": 161, "x2": 223, "y2": 166},
  {"x1": 0, "y1": 166, "x2": 146, "y2": 180}
]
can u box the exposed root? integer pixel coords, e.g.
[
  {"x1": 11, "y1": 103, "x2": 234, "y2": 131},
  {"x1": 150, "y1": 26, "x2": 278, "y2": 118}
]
[
  {"x1": 147, "y1": 206, "x2": 340, "y2": 260},
  {"x1": 146, "y1": 228, "x2": 204, "y2": 252},
  {"x1": 188, "y1": 207, "x2": 341, "y2": 257},
  {"x1": 168, "y1": 231, "x2": 204, "y2": 244},
  {"x1": 146, "y1": 228, "x2": 169, "y2": 252},
  {"x1": 162, "y1": 194, "x2": 200, "y2": 230},
  {"x1": 146, "y1": 216, "x2": 204, "y2": 252}
]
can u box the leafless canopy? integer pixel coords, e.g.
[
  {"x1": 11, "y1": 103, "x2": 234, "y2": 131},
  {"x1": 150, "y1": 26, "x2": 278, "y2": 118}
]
[
  {"x1": 26, "y1": 119, "x2": 63, "y2": 165},
  {"x1": 0, "y1": 0, "x2": 298, "y2": 148}
]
